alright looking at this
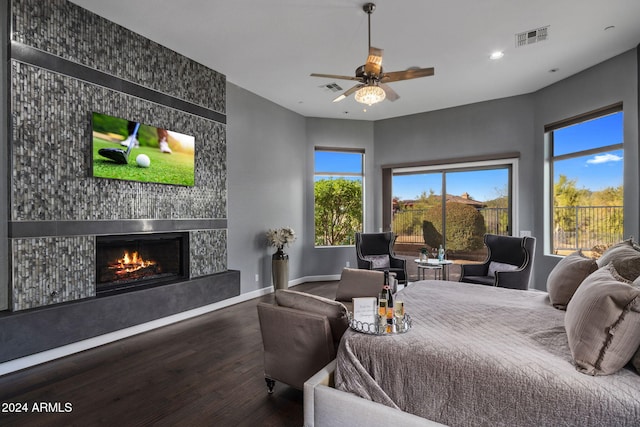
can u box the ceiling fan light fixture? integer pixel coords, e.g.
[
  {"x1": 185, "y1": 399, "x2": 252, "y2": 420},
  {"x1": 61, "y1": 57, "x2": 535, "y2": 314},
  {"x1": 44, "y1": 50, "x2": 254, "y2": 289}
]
[{"x1": 354, "y1": 85, "x2": 386, "y2": 106}]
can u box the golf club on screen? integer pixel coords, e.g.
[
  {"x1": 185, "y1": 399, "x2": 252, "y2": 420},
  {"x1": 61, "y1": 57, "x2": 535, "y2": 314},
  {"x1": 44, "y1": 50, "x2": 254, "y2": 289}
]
[{"x1": 98, "y1": 122, "x2": 141, "y2": 164}]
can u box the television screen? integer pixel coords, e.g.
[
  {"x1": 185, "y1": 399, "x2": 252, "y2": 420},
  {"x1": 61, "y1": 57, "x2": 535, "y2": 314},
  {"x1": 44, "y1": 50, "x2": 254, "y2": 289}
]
[{"x1": 91, "y1": 112, "x2": 195, "y2": 186}]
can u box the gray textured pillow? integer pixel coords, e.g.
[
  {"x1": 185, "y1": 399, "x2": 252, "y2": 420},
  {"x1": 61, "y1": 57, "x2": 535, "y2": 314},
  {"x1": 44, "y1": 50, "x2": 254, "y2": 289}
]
[
  {"x1": 565, "y1": 264, "x2": 640, "y2": 375},
  {"x1": 546, "y1": 251, "x2": 597, "y2": 310},
  {"x1": 597, "y1": 238, "x2": 640, "y2": 267},
  {"x1": 610, "y1": 255, "x2": 640, "y2": 282},
  {"x1": 633, "y1": 347, "x2": 640, "y2": 375},
  {"x1": 487, "y1": 261, "x2": 518, "y2": 277},
  {"x1": 364, "y1": 254, "x2": 390, "y2": 269},
  {"x1": 276, "y1": 289, "x2": 349, "y2": 345}
]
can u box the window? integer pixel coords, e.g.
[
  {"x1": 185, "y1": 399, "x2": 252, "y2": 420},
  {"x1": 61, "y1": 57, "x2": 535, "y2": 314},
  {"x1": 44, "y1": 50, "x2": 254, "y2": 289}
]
[
  {"x1": 390, "y1": 158, "x2": 516, "y2": 262},
  {"x1": 546, "y1": 105, "x2": 623, "y2": 256},
  {"x1": 314, "y1": 149, "x2": 364, "y2": 246}
]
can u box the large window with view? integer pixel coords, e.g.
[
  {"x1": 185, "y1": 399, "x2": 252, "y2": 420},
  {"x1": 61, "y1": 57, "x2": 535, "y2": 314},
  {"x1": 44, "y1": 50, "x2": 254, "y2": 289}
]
[
  {"x1": 547, "y1": 105, "x2": 623, "y2": 257},
  {"x1": 390, "y1": 159, "x2": 516, "y2": 265},
  {"x1": 314, "y1": 149, "x2": 364, "y2": 246}
]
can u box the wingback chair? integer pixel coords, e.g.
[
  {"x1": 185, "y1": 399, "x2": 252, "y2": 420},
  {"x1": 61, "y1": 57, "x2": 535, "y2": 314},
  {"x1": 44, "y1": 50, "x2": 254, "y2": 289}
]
[
  {"x1": 355, "y1": 232, "x2": 407, "y2": 284},
  {"x1": 459, "y1": 234, "x2": 536, "y2": 290}
]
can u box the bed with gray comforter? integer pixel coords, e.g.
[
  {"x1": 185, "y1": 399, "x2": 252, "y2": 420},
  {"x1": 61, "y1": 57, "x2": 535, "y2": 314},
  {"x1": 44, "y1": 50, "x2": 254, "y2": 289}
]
[{"x1": 334, "y1": 280, "x2": 640, "y2": 426}]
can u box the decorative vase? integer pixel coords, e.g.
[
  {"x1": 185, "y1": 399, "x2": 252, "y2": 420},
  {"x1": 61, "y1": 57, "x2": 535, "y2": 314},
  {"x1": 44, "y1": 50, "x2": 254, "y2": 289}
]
[{"x1": 271, "y1": 246, "x2": 289, "y2": 290}]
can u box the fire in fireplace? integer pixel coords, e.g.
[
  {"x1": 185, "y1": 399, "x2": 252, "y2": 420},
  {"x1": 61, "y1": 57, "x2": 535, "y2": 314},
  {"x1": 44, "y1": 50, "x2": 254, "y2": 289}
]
[{"x1": 96, "y1": 232, "x2": 189, "y2": 295}]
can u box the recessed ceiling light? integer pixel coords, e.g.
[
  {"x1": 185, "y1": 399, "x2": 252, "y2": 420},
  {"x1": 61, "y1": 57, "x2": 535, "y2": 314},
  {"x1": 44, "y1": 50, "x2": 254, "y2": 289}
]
[{"x1": 489, "y1": 51, "x2": 504, "y2": 60}]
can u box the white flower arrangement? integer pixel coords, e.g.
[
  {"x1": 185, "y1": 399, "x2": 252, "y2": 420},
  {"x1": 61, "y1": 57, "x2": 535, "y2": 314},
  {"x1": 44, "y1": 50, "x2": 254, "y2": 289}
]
[{"x1": 266, "y1": 227, "x2": 297, "y2": 249}]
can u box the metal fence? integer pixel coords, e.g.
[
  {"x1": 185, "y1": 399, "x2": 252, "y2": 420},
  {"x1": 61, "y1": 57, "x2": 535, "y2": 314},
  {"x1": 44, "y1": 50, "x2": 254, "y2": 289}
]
[
  {"x1": 393, "y1": 206, "x2": 623, "y2": 251},
  {"x1": 392, "y1": 207, "x2": 509, "y2": 244},
  {"x1": 478, "y1": 207, "x2": 509, "y2": 235},
  {"x1": 553, "y1": 206, "x2": 623, "y2": 252}
]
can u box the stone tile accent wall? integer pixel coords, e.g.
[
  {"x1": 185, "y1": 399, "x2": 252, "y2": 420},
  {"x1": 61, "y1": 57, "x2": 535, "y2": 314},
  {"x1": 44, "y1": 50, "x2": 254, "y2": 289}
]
[
  {"x1": 190, "y1": 230, "x2": 228, "y2": 278},
  {"x1": 8, "y1": 0, "x2": 229, "y2": 311},
  {"x1": 11, "y1": 236, "x2": 95, "y2": 310},
  {"x1": 10, "y1": 62, "x2": 226, "y2": 221},
  {"x1": 11, "y1": 0, "x2": 225, "y2": 114}
]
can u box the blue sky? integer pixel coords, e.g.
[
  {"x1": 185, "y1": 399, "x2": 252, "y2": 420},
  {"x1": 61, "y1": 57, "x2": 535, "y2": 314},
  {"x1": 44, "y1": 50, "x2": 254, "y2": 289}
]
[
  {"x1": 316, "y1": 111, "x2": 623, "y2": 202},
  {"x1": 393, "y1": 169, "x2": 509, "y2": 202},
  {"x1": 315, "y1": 151, "x2": 362, "y2": 174},
  {"x1": 552, "y1": 111, "x2": 623, "y2": 192}
]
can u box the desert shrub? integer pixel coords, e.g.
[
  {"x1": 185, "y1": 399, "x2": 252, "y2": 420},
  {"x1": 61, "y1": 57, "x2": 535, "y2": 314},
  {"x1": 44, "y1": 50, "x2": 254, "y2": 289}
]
[{"x1": 423, "y1": 202, "x2": 486, "y2": 251}]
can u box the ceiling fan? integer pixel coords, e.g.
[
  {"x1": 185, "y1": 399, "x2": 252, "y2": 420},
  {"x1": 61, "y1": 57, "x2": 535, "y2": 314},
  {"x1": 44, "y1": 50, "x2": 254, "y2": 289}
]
[{"x1": 311, "y1": 2, "x2": 434, "y2": 106}]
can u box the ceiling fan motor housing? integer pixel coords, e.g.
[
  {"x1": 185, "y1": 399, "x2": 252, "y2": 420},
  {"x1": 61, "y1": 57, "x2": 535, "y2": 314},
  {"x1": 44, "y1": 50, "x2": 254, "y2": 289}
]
[{"x1": 356, "y1": 64, "x2": 383, "y2": 82}]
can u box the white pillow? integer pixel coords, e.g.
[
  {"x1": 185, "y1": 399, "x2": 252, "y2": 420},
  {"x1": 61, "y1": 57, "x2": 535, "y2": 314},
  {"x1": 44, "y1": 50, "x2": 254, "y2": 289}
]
[
  {"x1": 364, "y1": 254, "x2": 390, "y2": 269},
  {"x1": 487, "y1": 261, "x2": 519, "y2": 277}
]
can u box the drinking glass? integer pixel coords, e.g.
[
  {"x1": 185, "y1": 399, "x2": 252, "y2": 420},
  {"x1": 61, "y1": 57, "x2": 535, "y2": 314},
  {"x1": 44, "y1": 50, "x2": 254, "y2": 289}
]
[{"x1": 394, "y1": 300, "x2": 405, "y2": 319}]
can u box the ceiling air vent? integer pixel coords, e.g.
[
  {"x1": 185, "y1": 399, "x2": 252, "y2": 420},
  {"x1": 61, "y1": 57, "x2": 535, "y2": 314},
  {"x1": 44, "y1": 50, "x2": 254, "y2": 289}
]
[
  {"x1": 320, "y1": 83, "x2": 343, "y2": 93},
  {"x1": 515, "y1": 26, "x2": 549, "y2": 47}
]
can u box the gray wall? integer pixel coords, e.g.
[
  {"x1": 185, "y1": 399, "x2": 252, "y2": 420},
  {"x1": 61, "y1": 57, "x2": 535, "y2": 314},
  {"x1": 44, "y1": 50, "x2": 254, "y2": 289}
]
[
  {"x1": 533, "y1": 48, "x2": 639, "y2": 282},
  {"x1": 226, "y1": 83, "x2": 306, "y2": 293}
]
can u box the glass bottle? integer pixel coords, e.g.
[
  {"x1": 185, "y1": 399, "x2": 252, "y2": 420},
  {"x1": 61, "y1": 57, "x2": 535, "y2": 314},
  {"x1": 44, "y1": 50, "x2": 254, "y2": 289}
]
[{"x1": 383, "y1": 271, "x2": 394, "y2": 330}]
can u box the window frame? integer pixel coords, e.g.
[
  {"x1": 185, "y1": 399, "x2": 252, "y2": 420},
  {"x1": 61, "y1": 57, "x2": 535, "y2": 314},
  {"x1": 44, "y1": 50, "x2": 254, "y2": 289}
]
[
  {"x1": 387, "y1": 156, "x2": 520, "y2": 246},
  {"x1": 313, "y1": 147, "x2": 365, "y2": 247},
  {"x1": 544, "y1": 103, "x2": 624, "y2": 256}
]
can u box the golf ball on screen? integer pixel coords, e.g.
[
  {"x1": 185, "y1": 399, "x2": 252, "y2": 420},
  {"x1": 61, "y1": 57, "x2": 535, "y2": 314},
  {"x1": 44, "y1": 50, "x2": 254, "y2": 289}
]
[{"x1": 136, "y1": 154, "x2": 150, "y2": 168}]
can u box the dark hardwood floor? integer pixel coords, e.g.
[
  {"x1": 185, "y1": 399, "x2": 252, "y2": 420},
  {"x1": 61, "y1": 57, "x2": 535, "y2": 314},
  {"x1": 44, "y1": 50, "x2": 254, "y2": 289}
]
[{"x1": 0, "y1": 281, "x2": 339, "y2": 427}]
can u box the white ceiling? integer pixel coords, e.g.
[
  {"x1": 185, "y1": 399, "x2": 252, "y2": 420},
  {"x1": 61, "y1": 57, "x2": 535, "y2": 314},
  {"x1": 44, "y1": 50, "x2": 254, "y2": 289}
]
[{"x1": 70, "y1": 0, "x2": 640, "y2": 121}]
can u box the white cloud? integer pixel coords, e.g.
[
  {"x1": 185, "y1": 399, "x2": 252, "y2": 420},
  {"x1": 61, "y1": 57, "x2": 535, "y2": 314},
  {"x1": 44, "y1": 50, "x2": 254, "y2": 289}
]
[{"x1": 586, "y1": 153, "x2": 623, "y2": 165}]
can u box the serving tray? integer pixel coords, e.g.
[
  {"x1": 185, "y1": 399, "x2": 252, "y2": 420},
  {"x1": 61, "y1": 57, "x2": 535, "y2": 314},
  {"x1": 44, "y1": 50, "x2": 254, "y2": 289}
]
[{"x1": 348, "y1": 313, "x2": 412, "y2": 335}]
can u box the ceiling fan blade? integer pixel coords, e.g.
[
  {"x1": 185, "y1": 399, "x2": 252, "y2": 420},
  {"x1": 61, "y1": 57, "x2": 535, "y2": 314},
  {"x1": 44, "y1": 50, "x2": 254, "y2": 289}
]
[
  {"x1": 333, "y1": 84, "x2": 364, "y2": 102},
  {"x1": 380, "y1": 83, "x2": 399, "y2": 102},
  {"x1": 311, "y1": 73, "x2": 361, "y2": 81},
  {"x1": 381, "y1": 67, "x2": 435, "y2": 83},
  {"x1": 364, "y1": 46, "x2": 384, "y2": 75}
]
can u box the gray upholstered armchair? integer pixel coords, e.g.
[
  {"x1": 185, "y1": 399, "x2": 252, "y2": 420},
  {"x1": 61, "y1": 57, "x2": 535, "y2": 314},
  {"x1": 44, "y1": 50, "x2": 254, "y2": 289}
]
[
  {"x1": 459, "y1": 234, "x2": 536, "y2": 290},
  {"x1": 355, "y1": 232, "x2": 407, "y2": 284},
  {"x1": 334, "y1": 268, "x2": 386, "y2": 312},
  {"x1": 257, "y1": 290, "x2": 349, "y2": 393}
]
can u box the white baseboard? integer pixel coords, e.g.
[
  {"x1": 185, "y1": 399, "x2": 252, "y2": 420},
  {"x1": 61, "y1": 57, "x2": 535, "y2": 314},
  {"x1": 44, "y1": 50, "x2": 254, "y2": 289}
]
[
  {"x1": 0, "y1": 274, "x2": 341, "y2": 377},
  {"x1": 289, "y1": 274, "x2": 341, "y2": 286}
]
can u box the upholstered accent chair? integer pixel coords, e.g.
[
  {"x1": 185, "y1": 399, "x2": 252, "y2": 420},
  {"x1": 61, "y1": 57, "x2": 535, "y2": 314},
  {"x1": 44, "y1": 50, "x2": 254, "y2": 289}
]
[
  {"x1": 257, "y1": 290, "x2": 349, "y2": 393},
  {"x1": 459, "y1": 234, "x2": 536, "y2": 290},
  {"x1": 355, "y1": 232, "x2": 407, "y2": 284},
  {"x1": 334, "y1": 268, "x2": 387, "y2": 312}
]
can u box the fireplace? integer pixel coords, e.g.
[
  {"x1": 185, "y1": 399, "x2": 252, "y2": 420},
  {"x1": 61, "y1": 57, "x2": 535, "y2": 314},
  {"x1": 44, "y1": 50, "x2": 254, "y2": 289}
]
[{"x1": 96, "y1": 232, "x2": 189, "y2": 296}]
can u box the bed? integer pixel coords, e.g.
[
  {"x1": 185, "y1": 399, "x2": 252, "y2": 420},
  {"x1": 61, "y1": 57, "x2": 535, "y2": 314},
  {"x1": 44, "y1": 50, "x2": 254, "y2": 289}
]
[{"x1": 313, "y1": 280, "x2": 640, "y2": 427}]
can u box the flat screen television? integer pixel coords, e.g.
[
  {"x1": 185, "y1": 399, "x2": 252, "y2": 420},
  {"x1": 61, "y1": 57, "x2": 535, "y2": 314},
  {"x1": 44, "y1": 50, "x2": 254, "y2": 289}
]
[{"x1": 91, "y1": 112, "x2": 195, "y2": 186}]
